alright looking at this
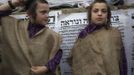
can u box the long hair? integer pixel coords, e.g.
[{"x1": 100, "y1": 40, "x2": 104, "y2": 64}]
[{"x1": 87, "y1": 0, "x2": 111, "y2": 29}]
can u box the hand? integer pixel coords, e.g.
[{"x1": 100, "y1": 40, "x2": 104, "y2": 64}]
[
  {"x1": 11, "y1": 0, "x2": 27, "y2": 7},
  {"x1": 31, "y1": 66, "x2": 48, "y2": 74}
]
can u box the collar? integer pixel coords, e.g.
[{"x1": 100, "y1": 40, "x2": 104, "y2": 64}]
[
  {"x1": 78, "y1": 23, "x2": 104, "y2": 38},
  {"x1": 27, "y1": 22, "x2": 45, "y2": 38}
]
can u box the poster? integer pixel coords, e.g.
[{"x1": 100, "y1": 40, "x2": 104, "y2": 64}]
[
  {"x1": 58, "y1": 13, "x2": 88, "y2": 75},
  {"x1": 47, "y1": 10, "x2": 62, "y2": 32},
  {"x1": 112, "y1": 9, "x2": 134, "y2": 75},
  {"x1": 127, "y1": 8, "x2": 134, "y2": 75}
]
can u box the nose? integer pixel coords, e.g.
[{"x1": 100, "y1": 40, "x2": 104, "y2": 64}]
[
  {"x1": 45, "y1": 13, "x2": 49, "y2": 18},
  {"x1": 98, "y1": 11, "x2": 102, "y2": 16}
]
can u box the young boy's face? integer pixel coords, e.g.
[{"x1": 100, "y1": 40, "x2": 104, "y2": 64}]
[
  {"x1": 35, "y1": 2, "x2": 49, "y2": 25},
  {"x1": 91, "y1": 3, "x2": 108, "y2": 25}
]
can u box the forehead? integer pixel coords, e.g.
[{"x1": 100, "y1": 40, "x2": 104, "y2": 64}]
[
  {"x1": 92, "y1": 3, "x2": 107, "y2": 9},
  {"x1": 36, "y1": 2, "x2": 49, "y2": 11}
]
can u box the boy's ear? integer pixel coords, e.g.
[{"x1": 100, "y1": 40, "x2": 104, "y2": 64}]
[
  {"x1": 26, "y1": 10, "x2": 36, "y2": 20},
  {"x1": 26, "y1": 11, "x2": 30, "y2": 16},
  {"x1": 26, "y1": 11, "x2": 32, "y2": 18}
]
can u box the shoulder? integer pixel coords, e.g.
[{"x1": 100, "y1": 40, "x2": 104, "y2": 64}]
[
  {"x1": 46, "y1": 28, "x2": 62, "y2": 42},
  {"x1": 109, "y1": 27, "x2": 121, "y2": 37},
  {"x1": 109, "y1": 26, "x2": 119, "y2": 30},
  {"x1": 47, "y1": 28, "x2": 61, "y2": 37},
  {"x1": 110, "y1": 27, "x2": 120, "y2": 33}
]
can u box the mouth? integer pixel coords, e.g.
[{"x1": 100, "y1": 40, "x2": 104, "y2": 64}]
[
  {"x1": 45, "y1": 19, "x2": 48, "y2": 21},
  {"x1": 43, "y1": 20, "x2": 48, "y2": 23},
  {"x1": 96, "y1": 17, "x2": 104, "y2": 20}
]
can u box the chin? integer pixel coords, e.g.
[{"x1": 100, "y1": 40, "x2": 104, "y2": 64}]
[
  {"x1": 95, "y1": 22, "x2": 104, "y2": 25},
  {"x1": 44, "y1": 23, "x2": 48, "y2": 25},
  {"x1": 40, "y1": 22, "x2": 47, "y2": 25},
  {"x1": 43, "y1": 21, "x2": 48, "y2": 25}
]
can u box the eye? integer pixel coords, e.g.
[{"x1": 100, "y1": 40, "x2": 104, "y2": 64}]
[
  {"x1": 102, "y1": 9, "x2": 107, "y2": 13},
  {"x1": 93, "y1": 9, "x2": 98, "y2": 13},
  {"x1": 40, "y1": 10, "x2": 49, "y2": 14}
]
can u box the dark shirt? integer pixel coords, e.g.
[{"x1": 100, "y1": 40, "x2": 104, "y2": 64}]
[
  {"x1": 46, "y1": 49, "x2": 62, "y2": 75},
  {"x1": 120, "y1": 47, "x2": 127, "y2": 75},
  {"x1": 27, "y1": 22, "x2": 45, "y2": 38}
]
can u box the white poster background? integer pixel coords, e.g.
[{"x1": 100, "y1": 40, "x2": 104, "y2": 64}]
[
  {"x1": 127, "y1": 9, "x2": 134, "y2": 75},
  {"x1": 47, "y1": 10, "x2": 62, "y2": 32},
  {"x1": 58, "y1": 13, "x2": 88, "y2": 75},
  {"x1": 111, "y1": 9, "x2": 133, "y2": 75}
]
